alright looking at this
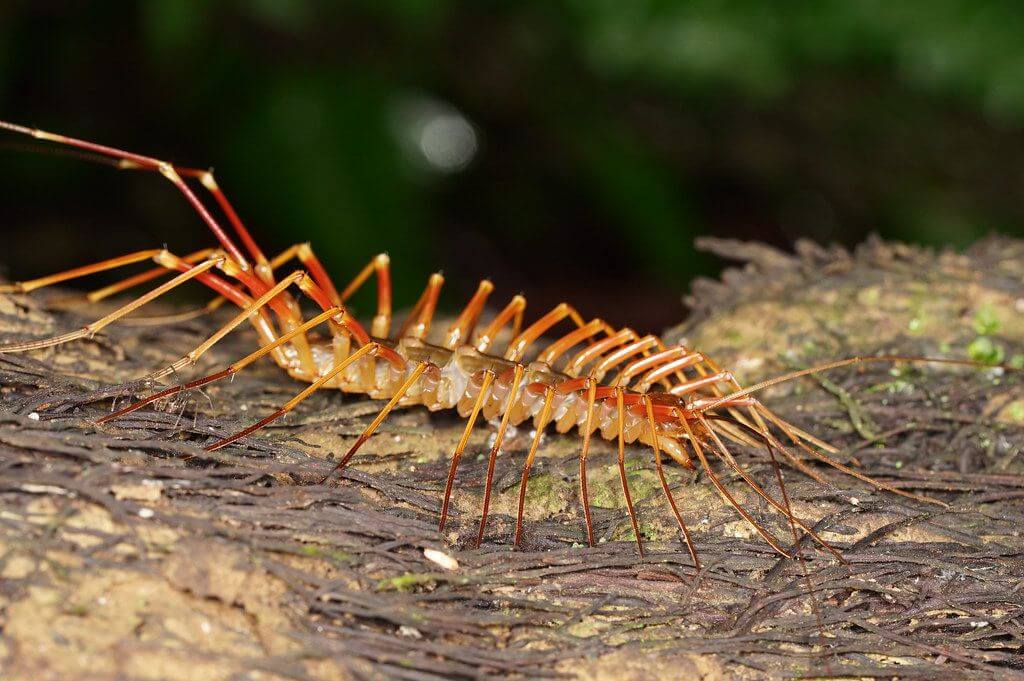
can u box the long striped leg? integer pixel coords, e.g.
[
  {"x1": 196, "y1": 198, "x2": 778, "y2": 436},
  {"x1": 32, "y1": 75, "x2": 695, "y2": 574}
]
[
  {"x1": 565, "y1": 328, "x2": 638, "y2": 376},
  {"x1": 398, "y1": 273, "x2": 445, "y2": 340},
  {"x1": 335, "y1": 252, "x2": 393, "y2": 337},
  {"x1": 684, "y1": 414, "x2": 793, "y2": 558},
  {"x1": 589, "y1": 336, "x2": 661, "y2": 383},
  {"x1": 444, "y1": 280, "x2": 494, "y2": 349},
  {"x1": 0, "y1": 254, "x2": 225, "y2": 353},
  {"x1": 614, "y1": 387, "x2": 645, "y2": 556},
  {"x1": 514, "y1": 386, "x2": 555, "y2": 547},
  {"x1": 577, "y1": 378, "x2": 599, "y2": 546},
  {"x1": 205, "y1": 342, "x2": 381, "y2": 451},
  {"x1": 475, "y1": 295, "x2": 526, "y2": 353},
  {"x1": 644, "y1": 397, "x2": 700, "y2": 570},
  {"x1": 0, "y1": 121, "x2": 252, "y2": 269},
  {"x1": 143, "y1": 270, "x2": 309, "y2": 382},
  {"x1": 318, "y1": 361, "x2": 433, "y2": 484},
  {"x1": 702, "y1": 415, "x2": 843, "y2": 561},
  {"x1": 439, "y1": 370, "x2": 496, "y2": 532},
  {"x1": 97, "y1": 308, "x2": 343, "y2": 424},
  {"x1": 475, "y1": 363, "x2": 526, "y2": 547},
  {"x1": 0, "y1": 249, "x2": 170, "y2": 295}
]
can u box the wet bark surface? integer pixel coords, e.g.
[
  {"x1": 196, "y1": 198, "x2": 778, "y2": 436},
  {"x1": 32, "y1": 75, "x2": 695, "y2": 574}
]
[{"x1": 1, "y1": 237, "x2": 1022, "y2": 680}]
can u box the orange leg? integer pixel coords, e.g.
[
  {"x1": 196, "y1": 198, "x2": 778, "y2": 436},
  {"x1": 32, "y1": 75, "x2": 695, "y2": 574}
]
[
  {"x1": 565, "y1": 327, "x2": 638, "y2": 377},
  {"x1": 97, "y1": 307, "x2": 343, "y2": 425},
  {"x1": 398, "y1": 273, "x2": 444, "y2": 340},
  {"x1": 205, "y1": 342, "x2": 381, "y2": 452},
  {"x1": 444, "y1": 280, "x2": 494, "y2": 349},
  {"x1": 144, "y1": 271, "x2": 313, "y2": 381},
  {"x1": 577, "y1": 378, "x2": 599, "y2": 546},
  {"x1": 0, "y1": 253, "x2": 226, "y2": 353},
  {"x1": 504, "y1": 302, "x2": 588, "y2": 362},
  {"x1": 614, "y1": 387, "x2": 644, "y2": 556},
  {"x1": 475, "y1": 295, "x2": 526, "y2": 353},
  {"x1": 514, "y1": 386, "x2": 555, "y2": 547},
  {"x1": 536, "y1": 318, "x2": 614, "y2": 366},
  {"x1": 319, "y1": 361, "x2": 433, "y2": 483},
  {"x1": 337, "y1": 253, "x2": 393, "y2": 338},
  {"x1": 644, "y1": 397, "x2": 700, "y2": 570},
  {"x1": 438, "y1": 370, "x2": 496, "y2": 532},
  {"x1": 684, "y1": 414, "x2": 793, "y2": 558},
  {"x1": 475, "y1": 362, "x2": 526, "y2": 547}
]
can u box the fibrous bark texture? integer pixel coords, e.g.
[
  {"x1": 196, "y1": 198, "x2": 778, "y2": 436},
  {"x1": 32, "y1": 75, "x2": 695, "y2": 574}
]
[{"x1": 1, "y1": 237, "x2": 1022, "y2": 679}]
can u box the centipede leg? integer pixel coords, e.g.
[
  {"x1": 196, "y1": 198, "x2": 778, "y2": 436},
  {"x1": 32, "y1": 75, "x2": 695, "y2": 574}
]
[
  {"x1": 615, "y1": 388, "x2": 645, "y2": 556},
  {"x1": 319, "y1": 361, "x2": 432, "y2": 484},
  {"x1": 337, "y1": 252, "x2": 392, "y2": 337},
  {"x1": 439, "y1": 370, "x2": 496, "y2": 533},
  {"x1": 444, "y1": 280, "x2": 494, "y2": 349},
  {"x1": 97, "y1": 307, "x2": 343, "y2": 425},
  {"x1": 0, "y1": 254, "x2": 226, "y2": 353},
  {"x1": 703, "y1": 416, "x2": 844, "y2": 561},
  {"x1": 644, "y1": 397, "x2": 700, "y2": 570},
  {"x1": 680, "y1": 415, "x2": 793, "y2": 558},
  {"x1": 578, "y1": 378, "x2": 599, "y2": 546},
  {"x1": 0, "y1": 248, "x2": 169, "y2": 295},
  {"x1": 398, "y1": 273, "x2": 444, "y2": 340},
  {"x1": 476, "y1": 363, "x2": 526, "y2": 547},
  {"x1": 205, "y1": 343, "x2": 378, "y2": 451},
  {"x1": 514, "y1": 386, "x2": 555, "y2": 547}
]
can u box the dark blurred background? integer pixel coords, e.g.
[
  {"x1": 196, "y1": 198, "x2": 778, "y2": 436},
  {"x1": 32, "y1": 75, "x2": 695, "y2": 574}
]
[{"x1": 3, "y1": 1, "x2": 1024, "y2": 331}]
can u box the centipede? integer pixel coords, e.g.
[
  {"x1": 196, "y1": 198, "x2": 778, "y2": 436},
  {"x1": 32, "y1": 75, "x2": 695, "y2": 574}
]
[{"x1": 0, "y1": 118, "x2": 1005, "y2": 571}]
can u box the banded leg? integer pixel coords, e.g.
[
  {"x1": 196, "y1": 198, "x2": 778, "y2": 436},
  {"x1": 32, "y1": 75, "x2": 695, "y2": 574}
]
[
  {"x1": 476, "y1": 363, "x2": 526, "y2": 547},
  {"x1": 438, "y1": 370, "x2": 496, "y2": 532},
  {"x1": 144, "y1": 270, "x2": 313, "y2": 381},
  {"x1": 577, "y1": 378, "x2": 599, "y2": 546},
  {"x1": 445, "y1": 280, "x2": 494, "y2": 349},
  {"x1": 319, "y1": 361, "x2": 433, "y2": 483},
  {"x1": 0, "y1": 253, "x2": 226, "y2": 353},
  {"x1": 514, "y1": 386, "x2": 555, "y2": 546},
  {"x1": 399, "y1": 273, "x2": 444, "y2": 340},
  {"x1": 614, "y1": 387, "x2": 645, "y2": 556},
  {"x1": 683, "y1": 414, "x2": 794, "y2": 558},
  {"x1": 97, "y1": 307, "x2": 343, "y2": 424},
  {"x1": 644, "y1": 397, "x2": 700, "y2": 570},
  {"x1": 565, "y1": 328, "x2": 638, "y2": 377},
  {"x1": 205, "y1": 342, "x2": 381, "y2": 451},
  {"x1": 475, "y1": 295, "x2": 526, "y2": 353}
]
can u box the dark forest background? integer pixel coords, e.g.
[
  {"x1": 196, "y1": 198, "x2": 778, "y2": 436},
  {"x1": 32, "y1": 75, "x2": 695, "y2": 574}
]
[{"x1": 3, "y1": 1, "x2": 1024, "y2": 330}]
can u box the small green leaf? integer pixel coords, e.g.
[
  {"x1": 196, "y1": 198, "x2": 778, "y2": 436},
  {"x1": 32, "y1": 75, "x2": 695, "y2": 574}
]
[{"x1": 968, "y1": 337, "x2": 1004, "y2": 365}]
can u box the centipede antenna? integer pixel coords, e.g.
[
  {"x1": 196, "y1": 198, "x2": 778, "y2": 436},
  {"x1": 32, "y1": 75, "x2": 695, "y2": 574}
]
[
  {"x1": 439, "y1": 370, "x2": 496, "y2": 533},
  {"x1": 615, "y1": 388, "x2": 645, "y2": 557},
  {"x1": 644, "y1": 397, "x2": 700, "y2": 571},
  {"x1": 753, "y1": 401, "x2": 949, "y2": 508},
  {"x1": 699, "y1": 354, "x2": 1018, "y2": 413},
  {"x1": 476, "y1": 363, "x2": 526, "y2": 547},
  {"x1": 514, "y1": 386, "x2": 555, "y2": 547}
]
